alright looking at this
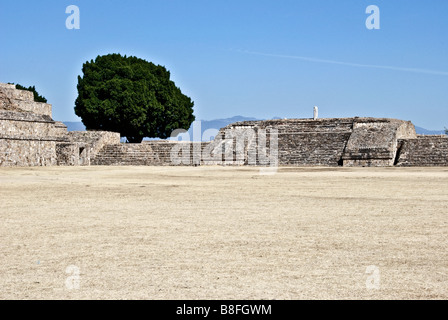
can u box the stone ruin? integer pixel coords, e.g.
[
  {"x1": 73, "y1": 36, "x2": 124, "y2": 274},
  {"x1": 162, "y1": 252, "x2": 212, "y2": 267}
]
[
  {"x1": 0, "y1": 83, "x2": 119, "y2": 166},
  {"x1": 1, "y1": 82, "x2": 447, "y2": 167},
  {"x1": 91, "y1": 117, "x2": 448, "y2": 167}
]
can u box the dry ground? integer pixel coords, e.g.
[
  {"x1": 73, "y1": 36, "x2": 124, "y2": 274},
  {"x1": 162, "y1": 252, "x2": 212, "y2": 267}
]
[{"x1": 0, "y1": 166, "x2": 447, "y2": 299}]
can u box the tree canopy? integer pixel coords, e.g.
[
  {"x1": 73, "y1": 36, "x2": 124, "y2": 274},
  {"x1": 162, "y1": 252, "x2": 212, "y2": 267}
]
[{"x1": 74, "y1": 53, "x2": 195, "y2": 143}]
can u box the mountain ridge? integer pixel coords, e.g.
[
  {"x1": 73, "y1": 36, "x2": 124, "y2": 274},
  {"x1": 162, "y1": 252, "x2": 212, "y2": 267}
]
[{"x1": 63, "y1": 117, "x2": 446, "y2": 140}]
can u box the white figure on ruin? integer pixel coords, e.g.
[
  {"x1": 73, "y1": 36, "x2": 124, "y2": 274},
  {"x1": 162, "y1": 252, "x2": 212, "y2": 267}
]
[{"x1": 313, "y1": 106, "x2": 318, "y2": 120}]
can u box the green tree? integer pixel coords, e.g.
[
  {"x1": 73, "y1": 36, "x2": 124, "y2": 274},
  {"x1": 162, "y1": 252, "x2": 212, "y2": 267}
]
[
  {"x1": 74, "y1": 53, "x2": 195, "y2": 143},
  {"x1": 9, "y1": 83, "x2": 47, "y2": 103}
]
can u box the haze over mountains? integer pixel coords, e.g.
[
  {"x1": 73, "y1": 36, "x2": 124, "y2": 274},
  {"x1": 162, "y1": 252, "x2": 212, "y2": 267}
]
[
  {"x1": 64, "y1": 116, "x2": 446, "y2": 141},
  {"x1": 413, "y1": 126, "x2": 445, "y2": 135},
  {"x1": 64, "y1": 116, "x2": 262, "y2": 141}
]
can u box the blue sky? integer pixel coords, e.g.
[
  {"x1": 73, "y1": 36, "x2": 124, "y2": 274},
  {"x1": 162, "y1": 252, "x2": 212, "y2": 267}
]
[{"x1": 0, "y1": 0, "x2": 447, "y2": 129}]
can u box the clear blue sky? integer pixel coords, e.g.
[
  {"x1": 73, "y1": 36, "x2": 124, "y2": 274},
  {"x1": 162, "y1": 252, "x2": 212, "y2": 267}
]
[{"x1": 1, "y1": 0, "x2": 447, "y2": 129}]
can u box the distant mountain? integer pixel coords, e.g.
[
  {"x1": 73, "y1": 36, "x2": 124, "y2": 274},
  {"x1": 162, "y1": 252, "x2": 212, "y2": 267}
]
[
  {"x1": 186, "y1": 115, "x2": 260, "y2": 141},
  {"x1": 63, "y1": 119, "x2": 447, "y2": 140},
  {"x1": 414, "y1": 126, "x2": 445, "y2": 135},
  {"x1": 63, "y1": 116, "x2": 260, "y2": 141}
]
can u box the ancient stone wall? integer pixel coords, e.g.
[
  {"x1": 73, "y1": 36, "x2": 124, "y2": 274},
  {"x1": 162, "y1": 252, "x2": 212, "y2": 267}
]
[
  {"x1": 0, "y1": 83, "x2": 52, "y2": 117},
  {"x1": 201, "y1": 118, "x2": 355, "y2": 166},
  {"x1": 52, "y1": 122, "x2": 70, "y2": 137},
  {"x1": 396, "y1": 136, "x2": 448, "y2": 166},
  {"x1": 2, "y1": 81, "x2": 447, "y2": 168},
  {"x1": 0, "y1": 83, "x2": 120, "y2": 167},
  {"x1": 91, "y1": 117, "x2": 424, "y2": 167},
  {"x1": 0, "y1": 109, "x2": 66, "y2": 166},
  {"x1": 202, "y1": 117, "x2": 416, "y2": 167},
  {"x1": 56, "y1": 142, "x2": 90, "y2": 166},
  {"x1": 67, "y1": 131, "x2": 121, "y2": 161},
  {"x1": 0, "y1": 114, "x2": 66, "y2": 141},
  {"x1": 92, "y1": 141, "x2": 209, "y2": 166},
  {"x1": 268, "y1": 118, "x2": 353, "y2": 166},
  {"x1": 0, "y1": 139, "x2": 57, "y2": 166},
  {"x1": 278, "y1": 132, "x2": 351, "y2": 166},
  {"x1": 342, "y1": 118, "x2": 416, "y2": 167}
]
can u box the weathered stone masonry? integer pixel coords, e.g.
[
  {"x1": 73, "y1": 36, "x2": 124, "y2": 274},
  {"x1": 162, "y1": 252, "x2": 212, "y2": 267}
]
[
  {"x1": 1, "y1": 81, "x2": 447, "y2": 167},
  {"x1": 92, "y1": 141, "x2": 209, "y2": 166},
  {"x1": 396, "y1": 136, "x2": 448, "y2": 167},
  {"x1": 90, "y1": 117, "x2": 448, "y2": 167},
  {"x1": 0, "y1": 83, "x2": 120, "y2": 166}
]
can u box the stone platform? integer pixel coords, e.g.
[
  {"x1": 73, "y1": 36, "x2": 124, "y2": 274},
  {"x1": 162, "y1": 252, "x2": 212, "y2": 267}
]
[
  {"x1": 0, "y1": 83, "x2": 119, "y2": 166},
  {"x1": 2, "y1": 82, "x2": 447, "y2": 167}
]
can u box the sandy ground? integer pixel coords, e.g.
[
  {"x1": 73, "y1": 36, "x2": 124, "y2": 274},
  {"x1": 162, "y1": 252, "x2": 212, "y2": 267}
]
[{"x1": 0, "y1": 166, "x2": 447, "y2": 300}]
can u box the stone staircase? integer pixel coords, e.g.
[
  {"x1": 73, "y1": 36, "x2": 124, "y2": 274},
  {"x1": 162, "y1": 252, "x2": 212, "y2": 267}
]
[
  {"x1": 90, "y1": 117, "x2": 447, "y2": 167},
  {"x1": 396, "y1": 136, "x2": 448, "y2": 166},
  {"x1": 278, "y1": 132, "x2": 352, "y2": 166},
  {"x1": 0, "y1": 83, "x2": 52, "y2": 117},
  {"x1": 1, "y1": 83, "x2": 64, "y2": 166},
  {"x1": 92, "y1": 141, "x2": 209, "y2": 166},
  {"x1": 206, "y1": 119, "x2": 353, "y2": 166}
]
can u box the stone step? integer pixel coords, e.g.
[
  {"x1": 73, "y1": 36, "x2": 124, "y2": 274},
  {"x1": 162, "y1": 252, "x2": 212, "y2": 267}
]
[
  {"x1": 0, "y1": 83, "x2": 16, "y2": 90},
  {"x1": 0, "y1": 87, "x2": 34, "y2": 101},
  {"x1": 1, "y1": 98, "x2": 52, "y2": 117}
]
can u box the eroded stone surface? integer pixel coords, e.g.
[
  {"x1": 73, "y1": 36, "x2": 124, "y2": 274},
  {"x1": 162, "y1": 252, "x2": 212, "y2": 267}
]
[
  {"x1": 0, "y1": 83, "x2": 119, "y2": 167},
  {"x1": 1, "y1": 82, "x2": 447, "y2": 167}
]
